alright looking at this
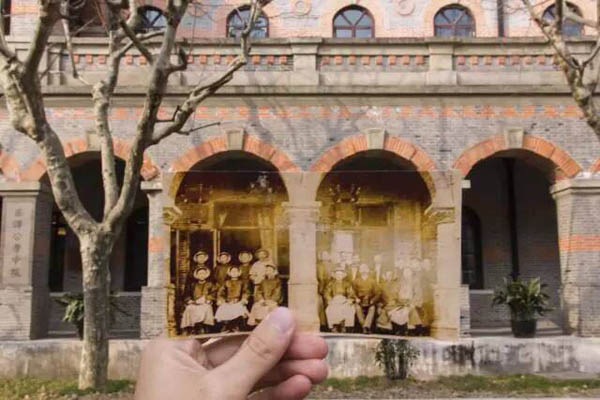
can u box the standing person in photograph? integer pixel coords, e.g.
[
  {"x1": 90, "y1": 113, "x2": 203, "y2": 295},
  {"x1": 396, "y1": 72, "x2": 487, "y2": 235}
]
[
  {"x1": 181, "y1": 266, "x2": 216, "y2": 335},
  {"x1": 405, "y1": 262, "x2": 425, "y2": 335},
  {"x1": 215, "y1": 266, "x2": 250, "y2": 332},
  {"x1": 215, "y1": 252, "x2": 233, "y2": 287},
  {"x1": 238, "y1": 251, "x2": 253, "y2": 283},
  {"x1": 324, "y1": 266, "x2": 356, "y2": 333},
  {"x1": 317, "y1": 250, "x2": 334, "y2": 329},
  {"x1": 248, "y1": 264, "x2": 283, "y2": 326},
  {"x1": 376, "y1": 269, "x2": 409, "y2": 335},
  {"x1": 250, "y1": 248, "x2": 271, "y2": 285},
  {"x1": 353, "y1": 264, "x2": 378, "y2": 334},
  {"x1": 371, "y1": 254, "x2": 385, "y2": 285}
]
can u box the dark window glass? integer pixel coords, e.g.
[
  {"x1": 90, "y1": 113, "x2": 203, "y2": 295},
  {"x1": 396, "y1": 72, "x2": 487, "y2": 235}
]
[
  {"x1": 137, "y1": 6, "x2": 167, "y2": 33},
  {"x1": 434, "y1": 5, "x2": 475, "y2": 37},
  {"x1": 543, "y1": 3, "x2": 583, "y2": 37},
  {"x1": 461, "y1": 207, "x2": 483, "y2": 289},
  {"x1": 227, "y1": 6, "x2": 269, "y2": 39},
  {"x1": 2, "y1": 0, "x2": 10, "y2": 36},
  {"x1": 333, "y1": 6, "x2": 374, "y2": 38}
]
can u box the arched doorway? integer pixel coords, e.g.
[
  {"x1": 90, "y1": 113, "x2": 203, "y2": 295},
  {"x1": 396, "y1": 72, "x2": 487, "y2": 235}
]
[
  {"x1": 166, "y1": 151, "x2": 290, "y2": 336},
  {"x1": 315, "y1": 150, "x2": 436, "y2": 336},
  {"x1": 463, "y1": 152, "x2": 562, "y2": 333},
  {"x1": 44, "y1": 153, "x2": 148, "y2": 338}
]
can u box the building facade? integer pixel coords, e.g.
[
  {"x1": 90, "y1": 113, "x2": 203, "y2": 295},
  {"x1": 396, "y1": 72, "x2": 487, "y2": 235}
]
[{"x1": 1, "y1": 0, "x2": 600, "y2": 340}]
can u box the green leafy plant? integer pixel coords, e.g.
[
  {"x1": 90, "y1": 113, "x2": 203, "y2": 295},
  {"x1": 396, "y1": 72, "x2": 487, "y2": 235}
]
[
  {"x1": 54, "y1": 292, "x2": 131, "y2": 339},
  {"x1": 375, "y1": 339, "x2": 420, "y2": 380},
  {"x1": 492, "y1": 277, "x2": 552, "y2": 321}
]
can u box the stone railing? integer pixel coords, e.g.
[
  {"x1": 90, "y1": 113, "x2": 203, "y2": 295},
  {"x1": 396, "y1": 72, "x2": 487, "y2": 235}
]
[{"x1": 6, "y1": 37, "x2": 596, "y2": 89}]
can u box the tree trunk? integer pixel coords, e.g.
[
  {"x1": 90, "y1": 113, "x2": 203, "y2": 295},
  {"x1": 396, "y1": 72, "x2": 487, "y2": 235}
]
[{"x1": 78, "y1": 234, "x2": 113, "y2": 390}]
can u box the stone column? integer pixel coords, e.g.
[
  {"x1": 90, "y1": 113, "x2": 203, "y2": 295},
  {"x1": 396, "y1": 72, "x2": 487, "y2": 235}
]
[
  {"x1": 426, "y1": 171, "x2": 462, "y2": 340},
  {"x1": 283, "y1": 202, "x2": 321, "y2": 332},
  {"x1": 551, "y1": 179, "x2": 600, "y2": 336},
  {"x1": 0, "y1": 182, "x2": 53, "y2": 340},
  {"x1": 140, "y1": 181, "x2": 169, "y2": 338}
]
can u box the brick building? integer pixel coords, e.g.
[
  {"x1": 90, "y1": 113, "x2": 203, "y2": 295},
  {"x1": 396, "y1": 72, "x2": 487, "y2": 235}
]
[{"x1": 0, "y1": 0, "x2": 599, "y2": 341}]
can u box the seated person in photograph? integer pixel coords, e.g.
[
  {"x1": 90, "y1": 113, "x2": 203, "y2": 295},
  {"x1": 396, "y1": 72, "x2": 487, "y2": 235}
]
[
  {"x1": 215, "y1": 266, "x2": 250, "y2": 332},
  {"x1": 324, "y1": 266, "x2": 356, "y2": 333},
  {"x1": 249, "y1": 248, "x2": 271, "y2": 285},
  {"x1": 248, "y1": 264, "x2": 283, "y2": 326},
  {"x1": 352, "y1": 264, "x2": 379, "y2": 334},
  {"x1": 376, "y1": 269, "x2": 409, "y2": 336},
  {"x1": 215, "y1": 252, "x2": 232, "y2": 287},
  {"x1": 403, "y1": 263, "x2": 426, "y2": 336},
  {"x1": 317, "y1": 250, "x2": 334, "y2": 329},
  {"x1": 238, "y1": 251, "x2": 253, "y2": 283},
  {"x1": 181, "y1": 266, "x2": 216, "y2": 335}
]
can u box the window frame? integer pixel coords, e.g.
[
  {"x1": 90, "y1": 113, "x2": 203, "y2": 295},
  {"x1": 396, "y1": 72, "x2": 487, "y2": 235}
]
[
  {"x1": 136, "y1": 5, "x2": 167, "y2": 34},
  {"x1": 542, "y1": 3, "x2": 584, "y2": 37},
  {"x1": 226, "y1": 6, "x2": 269, "y2": 39},
  {"x1": 434, "y1": 4, "x2": 476, "y2": 38},
  {"x1": 332, "y1": 5, "x2": 375, "y2": 39}
]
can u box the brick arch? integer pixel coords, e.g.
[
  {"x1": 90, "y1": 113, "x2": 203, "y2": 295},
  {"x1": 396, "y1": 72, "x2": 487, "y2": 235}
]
[
  {"x1": 423, "y1": 0, "x2": 493, "y2": 37},
  {"x1": 167, "y1": 134, "x2": 299, "y2": 199},
  {"x1": 21, "y1": 137, "x2": 160, "y2": 182},
  {"x1": 169, "y1": 134, "x2": 299, "y2": 173},
  {"x1": 0, "y1": 148, "x2": 21, "y2": 182},
  {"x1": 310, "y1": 133, "x2": 439, "y2": 196},
  {"x1": 453, "y1": 133, "x2": 582, "y2": 182}
]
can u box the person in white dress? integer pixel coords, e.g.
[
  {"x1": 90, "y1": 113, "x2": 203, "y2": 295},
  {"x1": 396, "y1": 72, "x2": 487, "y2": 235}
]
[
  {"x1": 324, "y1": 266, "x2": 356, "y2": 332},
  {"x1": 249, "y1": 248, "x2": 271, "y2": 285}
]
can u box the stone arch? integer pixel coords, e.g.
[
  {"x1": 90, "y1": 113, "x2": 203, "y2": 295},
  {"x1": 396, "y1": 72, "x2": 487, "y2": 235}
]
[
  {"x1": 423, "y1": 0, "x2": 492, "y2": 37},
  {"x1": 309, "y1": 131, "x2": 439, "y2": 196},
  {"x1": 453, "y1": 133, "x2": 582, "y2": 182},
  {"x1": 21, "y1": 137, "x2": 160, "y2": 182},
  {"x1": 0, "y1": 148, "x2": 21, "y2": 181},
  {"x1": 319, "y1": 0, "x2": 386, "y2": 37}
]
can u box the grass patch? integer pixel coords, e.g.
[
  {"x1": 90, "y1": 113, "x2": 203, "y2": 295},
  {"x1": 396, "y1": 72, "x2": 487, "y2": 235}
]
[
  {"x1": 316, "y1": 374, "x2": 600, "y2": 396},
  {"x1": 0, "y1": 378, "x2": 134, "y2": 400}
]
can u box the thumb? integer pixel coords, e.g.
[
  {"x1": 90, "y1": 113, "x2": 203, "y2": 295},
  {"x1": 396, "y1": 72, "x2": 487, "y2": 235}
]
[{"x1": 211, "y1": 307, "x2": 295, "y2": 394}]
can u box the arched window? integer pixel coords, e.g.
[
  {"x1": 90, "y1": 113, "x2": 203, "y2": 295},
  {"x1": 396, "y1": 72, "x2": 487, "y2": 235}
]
[
  {"x1": 462, "y1": 207, "x2": 483, "y2": 289},
  {"x1": 543, "y1": 3, "x2": 583, "y2": 37},
  {"x1": 434, "y1": 5, "x2": 475, "y2": 37},
  {"x1": 136, "y1": 6, "x2": 167, "y2": 33},
  {"x1": 227, "y1": 6, "x2": 269, "y2": 39},
  {"x1": 333, "y1": 6, "x2": 374, "y2": 38},
  {"x1": 2, "y1": 0, "x2": 11, "y2": 36}
]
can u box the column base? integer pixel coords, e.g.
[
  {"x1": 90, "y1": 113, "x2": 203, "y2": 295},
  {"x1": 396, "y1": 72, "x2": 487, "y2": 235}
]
[
  {"x1": 0, "y1": 285, "x2": 49, "y2": 340},
  {"x1": 288, "y1": 283, "x2": 320, "y2": 333},
  {"x1": 140, "y1": 286, "x2": 168, "y2": 339}
]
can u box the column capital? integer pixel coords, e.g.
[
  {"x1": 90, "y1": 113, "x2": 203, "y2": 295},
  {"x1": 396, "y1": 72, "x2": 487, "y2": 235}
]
[
  {"x1": 282, "y1": 201, "x2": 321, "y2": 223},
  {"x1": 551, "y1": 178, "x2": 600, "y2": 199},
  {"x1": 424, "y1": 205, "x2": 455, "y2": 225},
  {"x1": 141, "y1": 181, "x2": 163, "y2": 193},
  {"x1": 0, "y1": 182, "x2": 52, "y2": 199}
]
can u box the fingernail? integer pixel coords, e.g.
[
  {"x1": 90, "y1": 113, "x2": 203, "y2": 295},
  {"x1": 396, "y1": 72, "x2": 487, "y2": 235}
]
[{"x1": 266, "y1": 307, "x2": 294, "y2": 334}]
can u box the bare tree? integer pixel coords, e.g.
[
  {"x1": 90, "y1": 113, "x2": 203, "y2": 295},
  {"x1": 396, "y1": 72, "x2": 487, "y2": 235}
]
[
  {"x1": 520, "y1": 0, "x2": 600, "y2": 141},
  {"x1": 0, "y1": 0, "x2": 269, "y2": 389}
]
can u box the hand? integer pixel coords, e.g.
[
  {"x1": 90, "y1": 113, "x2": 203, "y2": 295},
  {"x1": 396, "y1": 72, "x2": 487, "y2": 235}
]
[{"x1": 134, "y1": 307, "x2": 328, "y2": 400}]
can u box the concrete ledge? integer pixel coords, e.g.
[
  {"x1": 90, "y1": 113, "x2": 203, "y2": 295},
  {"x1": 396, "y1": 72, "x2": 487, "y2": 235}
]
[{"x1": 1, "y1": 336, "x2": 599, "y2": 380}]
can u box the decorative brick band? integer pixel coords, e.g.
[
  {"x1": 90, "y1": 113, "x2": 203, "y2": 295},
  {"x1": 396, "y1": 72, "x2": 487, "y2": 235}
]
[
  {"x1": 21, "y1": 137, "x2": 160, "y2": 181},
  {"x1": 559, "y1": 235, "x2": 600, "y2": 252},
  {"x1": 0, "y1": 149, "x2": 21, "y2": 182},
  {"x1": 453, "y1": 133, "x2": 582, "y2": 182},
  {"x1": 168, "y1": 134, "x2": 300, "y2": 174}
]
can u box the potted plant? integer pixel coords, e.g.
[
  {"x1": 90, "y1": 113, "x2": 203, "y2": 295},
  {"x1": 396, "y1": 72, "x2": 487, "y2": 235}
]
[
  {"x1": 375, "y1": 339, "x2": 420, "y2": 380},
  {"x1": 54, "y1": 292, "x2": 131, "y2": 340},
  {"x1": 54, "y1": 293, "x2": 84, "y2": 339},
  {"x1": 492, "y1": 277, "x2": 552, "y2": 338}
]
